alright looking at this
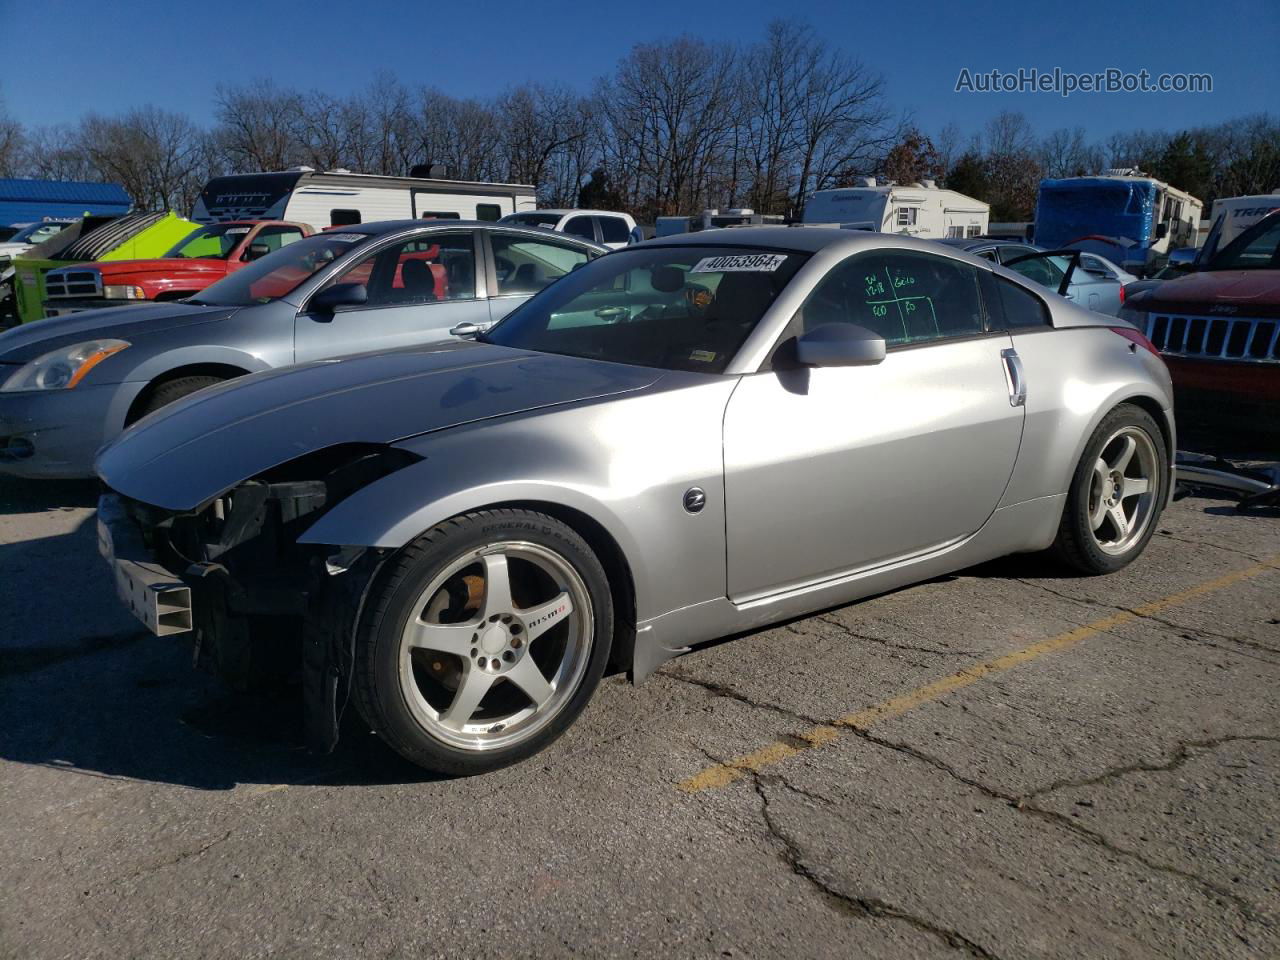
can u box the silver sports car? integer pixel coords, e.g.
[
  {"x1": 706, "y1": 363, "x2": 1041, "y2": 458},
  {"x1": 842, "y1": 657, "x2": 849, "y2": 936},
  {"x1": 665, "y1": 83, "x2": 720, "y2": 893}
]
[{"x1": 96, "y1": 228, "x2": 1176, "y2": 775}]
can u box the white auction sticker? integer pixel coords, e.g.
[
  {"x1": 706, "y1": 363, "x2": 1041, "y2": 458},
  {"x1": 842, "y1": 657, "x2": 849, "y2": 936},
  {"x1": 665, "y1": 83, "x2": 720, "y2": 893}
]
[
  {"x1": 324, "y1": 234, "x2": 365, "y2": 243},
  {"x1": 690, "y1": 253, "x2": 787, "y2": 273}
]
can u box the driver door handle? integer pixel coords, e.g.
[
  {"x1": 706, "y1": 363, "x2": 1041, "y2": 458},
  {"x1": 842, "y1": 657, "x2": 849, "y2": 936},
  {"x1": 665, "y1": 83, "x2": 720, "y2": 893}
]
[{"x1": 1001, "y1": 348, "x2": 1027, "y2": 407}]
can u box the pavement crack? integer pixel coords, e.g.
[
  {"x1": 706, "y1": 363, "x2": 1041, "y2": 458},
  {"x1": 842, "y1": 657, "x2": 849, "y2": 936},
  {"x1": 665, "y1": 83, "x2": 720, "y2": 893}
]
[
  {"x1": 843, "y1": 726, "x2": 1267, "y2": 924},
  {"x1": 815, "y1": 615, "x2": 973, "y2": 662},
  {"x1": 658, "y1": 669, "x2": 828, "y2": 728},
  {"x1": 1012, "y1": 578, "x2": 1280, "y2": 656},
  {"x1": 748, "y1": 774, "x2": 1004, "y2": 958},
  {"x1": 1022, "y1": 735, "x2": 1280, "y2": 801},
  {"x1": 1155, "y1": 530, "x2": 1275, "y2": 565}
]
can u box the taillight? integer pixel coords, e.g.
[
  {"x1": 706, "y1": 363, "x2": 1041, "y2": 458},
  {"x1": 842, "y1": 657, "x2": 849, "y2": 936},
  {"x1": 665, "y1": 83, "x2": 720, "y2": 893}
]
[
  {"x1": 1110, "y1": 325, "x2": 1159, "y2": 356},
  {"x1": 1118, "y1": 283, "x2": 1126, "y2": 306}
]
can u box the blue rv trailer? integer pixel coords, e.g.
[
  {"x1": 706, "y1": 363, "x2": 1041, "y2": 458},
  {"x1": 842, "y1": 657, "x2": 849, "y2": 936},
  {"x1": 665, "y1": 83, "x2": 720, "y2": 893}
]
[{"x1": 1034, "y1": 172, "x2": 1202, "y2": 277}]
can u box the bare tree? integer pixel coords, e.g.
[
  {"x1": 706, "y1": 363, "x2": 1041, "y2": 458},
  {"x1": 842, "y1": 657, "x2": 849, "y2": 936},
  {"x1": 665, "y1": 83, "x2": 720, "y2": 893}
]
[
  {"x1": 78, "y1": 107, "x2": 208, "y2": 210},
  {"x1": 498, "y1": 83, "x2": 590, "y2": 193},
  {"x1": 0, "y1": 95, "x2": 23, "y2": 178},
  {"x1": 214, "y1": 79, "x2": 303, "y2": 172}
]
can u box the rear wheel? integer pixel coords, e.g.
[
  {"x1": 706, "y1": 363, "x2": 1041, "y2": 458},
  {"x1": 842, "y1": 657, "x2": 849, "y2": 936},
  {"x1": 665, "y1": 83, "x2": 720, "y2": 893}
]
[
  {"x1": 354, "y1": 509, "x2": 613, "y2": 775},
  {"x1": 134, "y1": 375, "x2": 224, "y2": 421},
  {"x1": 1052, "y1": 403, "x2": 1167, "y2": 574}
]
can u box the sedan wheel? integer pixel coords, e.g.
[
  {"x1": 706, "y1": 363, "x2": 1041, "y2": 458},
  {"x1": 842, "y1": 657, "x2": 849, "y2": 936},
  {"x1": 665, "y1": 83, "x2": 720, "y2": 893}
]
[
  {"x1": 355, "y1": 509, "x2": 613, "y2": 775},
  {"x1": 1052, "y1": 403, "x2": 1168, "y2": 574}
]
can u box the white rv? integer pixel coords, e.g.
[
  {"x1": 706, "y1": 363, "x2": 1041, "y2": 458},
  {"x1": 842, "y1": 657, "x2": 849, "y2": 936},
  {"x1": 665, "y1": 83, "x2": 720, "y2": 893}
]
[
  {"x1": 192, "y1": 168, "x2": 537, "y2": 230},
  {"x1": 802, "y1": 180, "x2": 989, "y2": 239},
  {"x1": 1199, "y1": 191, "x2": 1280, "y2": 259}
]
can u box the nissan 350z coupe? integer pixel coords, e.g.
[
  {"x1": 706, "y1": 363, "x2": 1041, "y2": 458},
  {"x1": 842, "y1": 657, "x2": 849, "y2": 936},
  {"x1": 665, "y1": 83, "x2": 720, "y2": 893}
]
[{"x1": 95, "y1": 228, "x2": 1176, "y2": 775}]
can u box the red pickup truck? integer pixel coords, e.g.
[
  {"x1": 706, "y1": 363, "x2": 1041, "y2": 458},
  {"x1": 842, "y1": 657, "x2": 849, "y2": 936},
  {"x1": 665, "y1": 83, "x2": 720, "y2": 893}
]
[
  {"x1": 42, "y1": 220, "x2": 313, "y2": 314},
  {"x1": 1119, "y1": 211, "x2": 1280, "y2": 447}
]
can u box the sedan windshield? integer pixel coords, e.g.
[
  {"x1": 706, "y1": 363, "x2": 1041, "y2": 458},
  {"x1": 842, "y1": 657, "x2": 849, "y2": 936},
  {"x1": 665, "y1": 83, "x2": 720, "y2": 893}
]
[
  {"x1": 164, "y1": 223, "x2": 253, "y2": 260},
  {"x1": 485, "y1": 246, "x2": 807, "y2": 373},
  {"x1": 192, "y1": 232, "x2": 367, "y2": 306}
]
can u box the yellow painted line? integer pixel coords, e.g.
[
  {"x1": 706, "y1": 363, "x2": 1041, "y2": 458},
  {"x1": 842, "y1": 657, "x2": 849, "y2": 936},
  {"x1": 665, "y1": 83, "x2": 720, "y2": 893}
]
[{"x1": 678, "y1": 557, "x2": 1279, "y2": 793}]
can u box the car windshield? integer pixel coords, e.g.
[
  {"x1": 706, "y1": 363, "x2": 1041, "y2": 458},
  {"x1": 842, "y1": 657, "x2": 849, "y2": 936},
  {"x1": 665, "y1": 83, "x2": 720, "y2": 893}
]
[
  {"x1": 484, "y1": 246, "x2": 808, "y2": 373},
  {"x1": 1207, "y1": 214, "x2": 1280, "y2": 271},
  {"x1": 192, "y1": 232, "x2": 367, "y2": 306},
  {"x1": 165, "y1": 223, "x2": 253, "y2": 260}
]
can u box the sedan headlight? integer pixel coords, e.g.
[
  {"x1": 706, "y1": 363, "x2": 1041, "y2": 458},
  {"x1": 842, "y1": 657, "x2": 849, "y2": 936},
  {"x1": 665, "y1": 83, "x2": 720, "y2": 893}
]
[
  {"x1": 103, "y1": 285, "x2": 146, "y2": 300},
  {"x1": 1, "y1": 339, "x2": 130, "y2": 392}
]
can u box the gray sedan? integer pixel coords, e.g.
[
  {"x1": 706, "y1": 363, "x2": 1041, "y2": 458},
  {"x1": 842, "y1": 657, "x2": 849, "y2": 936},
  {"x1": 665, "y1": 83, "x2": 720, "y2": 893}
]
[
  {"x1": 96, "y1": 228, "x2": 1175, "y2": 775},
  {"x1": 0, "y1": 221, "x2": 604, "y2": 477}
]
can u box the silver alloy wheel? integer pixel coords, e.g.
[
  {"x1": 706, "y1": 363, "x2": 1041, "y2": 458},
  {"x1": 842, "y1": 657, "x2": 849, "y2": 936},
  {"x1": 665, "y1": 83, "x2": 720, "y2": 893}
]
[
  {"x1": 397, "y1": 541, "x2": 593, "y2": 752},
  {"x1": 1087, "y1": 425, "x2": 1159, "y2": 556}
]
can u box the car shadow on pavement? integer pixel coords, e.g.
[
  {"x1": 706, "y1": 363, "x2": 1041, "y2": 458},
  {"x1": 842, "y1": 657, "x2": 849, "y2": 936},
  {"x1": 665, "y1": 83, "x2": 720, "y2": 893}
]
[
  {"x1": 0, "y1": 477, "x2": 101, "y2": 515},
  {"x1": 0, "y1": 478, "x2": 443, "y2": 790},
  {"x1": 0, "y1": 628, "x2": 445, "y2": 790}
]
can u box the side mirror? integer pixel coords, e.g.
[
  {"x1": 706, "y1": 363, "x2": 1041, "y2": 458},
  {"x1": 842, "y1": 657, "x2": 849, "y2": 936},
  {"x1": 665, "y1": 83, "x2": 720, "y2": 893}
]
[
  {"x1": 795, "y1": 323, "x2": 886, "y2": 367},
  {"x1": 1168, "y1": 247, "x2": 1198, "y2": 269},
  {"x1": 1154, "y1": 223, "x2": 1169, "y2": 240},
  {"x1": 243, "y1": 241, "x2": 272, "y2": 261},
  {"x1": 310, "y1": 282, "x2": 368, "y2": 312}
]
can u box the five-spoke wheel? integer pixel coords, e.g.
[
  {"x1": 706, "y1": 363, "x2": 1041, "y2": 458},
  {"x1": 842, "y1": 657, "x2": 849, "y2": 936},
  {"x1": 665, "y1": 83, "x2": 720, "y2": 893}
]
[
  {"x1": 1053, "y1": 403, "x2": 1168, "y2": 574},
  {"x1": 355, "y1": 509, "x2": 613, "y2": 775}
]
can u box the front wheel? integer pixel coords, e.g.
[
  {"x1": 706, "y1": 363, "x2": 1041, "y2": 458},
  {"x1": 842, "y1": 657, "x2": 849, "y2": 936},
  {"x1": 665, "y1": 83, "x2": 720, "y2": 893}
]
[
  {"x1": 1051, "y1": 403, "x2": 1168, "y2": 575},
  {"x1": 354, "y1": 509, "x2": 613, "y2": 775}
]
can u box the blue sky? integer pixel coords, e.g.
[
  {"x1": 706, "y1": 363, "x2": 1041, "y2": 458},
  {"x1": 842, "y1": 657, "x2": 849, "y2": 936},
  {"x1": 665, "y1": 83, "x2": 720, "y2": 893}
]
[{"x1": 2, "y1": 0, "x2": 1277, "y2": 142}]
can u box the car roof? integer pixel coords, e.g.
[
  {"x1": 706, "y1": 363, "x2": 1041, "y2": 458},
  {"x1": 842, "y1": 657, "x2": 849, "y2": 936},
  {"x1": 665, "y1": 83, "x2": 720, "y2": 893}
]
[
  {"x1": 638, "y1": 225, "x2": 961, "y2": 255},
  {"x1": 339, "y1": 219, "x2": 608, "y2": 250},
  {"x1": 506, "y1": 209, "x2": 631, "y2": 218}
]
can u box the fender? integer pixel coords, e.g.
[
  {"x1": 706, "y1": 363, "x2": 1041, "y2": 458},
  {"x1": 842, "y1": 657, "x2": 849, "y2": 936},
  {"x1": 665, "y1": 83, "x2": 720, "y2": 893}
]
[
  {"x1": 299, "y1": 382, "x2": 737, "y2": 627},
  {"x1": 117, "y1": 343, "x2": 272, "y2": 387}
]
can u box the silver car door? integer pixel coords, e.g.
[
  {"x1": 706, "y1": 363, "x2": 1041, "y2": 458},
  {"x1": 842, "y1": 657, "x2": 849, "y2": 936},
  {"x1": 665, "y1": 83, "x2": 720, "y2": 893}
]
[
  {"x1": 723, "y1": 249, "x2": 1024, "y2": 602},
  {"x1": 486, "y1": 232, "x2": 594, "y2": 326},
  {"x1": 295, "y1": 231, "x2": 485, "y2": 362}
]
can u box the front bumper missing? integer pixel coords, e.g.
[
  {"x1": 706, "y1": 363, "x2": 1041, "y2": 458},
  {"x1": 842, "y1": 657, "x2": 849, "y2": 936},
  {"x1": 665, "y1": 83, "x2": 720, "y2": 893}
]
[{"x1": 97, "y1": 494, "x2": 193, "y2": 636}]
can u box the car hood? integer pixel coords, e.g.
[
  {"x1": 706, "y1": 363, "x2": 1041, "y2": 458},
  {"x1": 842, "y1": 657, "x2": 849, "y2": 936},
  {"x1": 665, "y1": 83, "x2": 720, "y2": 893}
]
[
  {"x1": 0, "y1": 302, "x2": 238, "y2": 362},
  {"x1": 1133, "y1": 270, "x2": 1280, "y2": 318},
  {"x1": 96, "y1": 340, "x2": 664, "y2": 511},
  {"x1": 93, "y1": 257, "x2": 229, "y2": 279}
]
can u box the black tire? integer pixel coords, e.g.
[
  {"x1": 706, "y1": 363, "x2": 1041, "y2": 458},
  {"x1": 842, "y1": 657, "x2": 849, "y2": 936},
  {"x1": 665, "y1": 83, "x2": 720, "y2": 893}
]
[
  {"x1": 354, "y1": 508, "x2": 614, "y2": 775},
  {"x1": 135, "y1": 375, "x2": 224, "y2": 421},
  {"x1": 1051, "y1": 403, "x2": 1168, "y2": 575}
]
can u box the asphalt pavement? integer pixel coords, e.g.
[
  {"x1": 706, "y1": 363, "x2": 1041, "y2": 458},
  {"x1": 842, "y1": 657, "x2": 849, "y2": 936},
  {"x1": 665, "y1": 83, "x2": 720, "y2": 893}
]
[{"x1": 1, "y1": 477, "x2": 1277, "y2": 959}]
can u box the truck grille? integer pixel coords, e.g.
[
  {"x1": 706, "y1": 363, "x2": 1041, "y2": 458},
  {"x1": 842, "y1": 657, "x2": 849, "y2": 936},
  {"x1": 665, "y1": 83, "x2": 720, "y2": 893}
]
[
  {"x1": 1142, "y1": 313, "x2": 1280, "y2": 364},
  {"x1": 45, "y1": 267, "x2": 103, "y2": 299}
]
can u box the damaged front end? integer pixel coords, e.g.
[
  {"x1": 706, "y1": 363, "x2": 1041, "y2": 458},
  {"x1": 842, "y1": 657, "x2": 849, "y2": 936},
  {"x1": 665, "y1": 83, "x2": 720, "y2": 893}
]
[{"x1": 98, "y1": 443, "x2": 421, "y2": 752}]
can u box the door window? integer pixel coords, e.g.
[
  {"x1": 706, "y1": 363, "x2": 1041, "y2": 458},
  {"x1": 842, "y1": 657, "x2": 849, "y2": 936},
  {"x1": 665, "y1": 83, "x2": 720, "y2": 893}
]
[
  {"x1": 490, "y1": 233, "x2": 591, "y2": 295},
  {"x1": 322, "y1": 232, "x2": 477, "y2": 307},
  {"x1": 563, "y1": 216, "x2": 597, "y2": 242},
  {"x1": 799, "y1": 250, "x2": 986, "y2": 346},
  {"x1": 597, "y1": 216, "x2": 630, "y2": 244}
]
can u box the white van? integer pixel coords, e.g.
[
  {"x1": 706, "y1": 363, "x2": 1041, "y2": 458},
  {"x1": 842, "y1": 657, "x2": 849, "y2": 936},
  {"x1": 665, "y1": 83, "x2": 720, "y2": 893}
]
[
  {"x1": 802, "y1": 180, "x2": 989, "y2": 239},
  {"x1": 192, "y1": 168, "x2": 537, "y2": 230}
]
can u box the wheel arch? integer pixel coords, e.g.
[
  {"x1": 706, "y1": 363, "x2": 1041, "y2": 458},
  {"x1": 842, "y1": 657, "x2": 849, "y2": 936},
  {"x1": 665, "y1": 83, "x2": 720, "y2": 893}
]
[
  {"x1": 123, "y1": 361, "x2": 253, "y2": 426},
  {"x1": 496, "y1": 499, "x2": 638, "y2": 678}
]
